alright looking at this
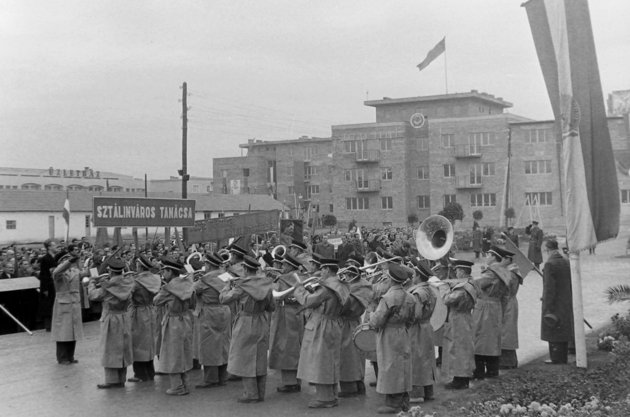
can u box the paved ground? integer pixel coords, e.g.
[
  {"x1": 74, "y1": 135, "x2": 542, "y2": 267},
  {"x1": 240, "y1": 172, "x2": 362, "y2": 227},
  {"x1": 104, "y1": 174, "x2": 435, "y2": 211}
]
[{"x1": 1, "y1": 235, "x2": 629, "y2": 416}]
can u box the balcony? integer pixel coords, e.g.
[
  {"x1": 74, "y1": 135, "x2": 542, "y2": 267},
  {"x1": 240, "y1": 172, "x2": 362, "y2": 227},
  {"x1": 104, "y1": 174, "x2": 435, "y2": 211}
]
[
  {"x1": 451, "y1": 144, "x2": 482, "y2": 158},
  {"x1": 355, "y1": 179, "x2": 381, "y2": 192},
  {"x1": 454, "y1": 176, "x2": 483, "y2": 189},
  {"x1": 355, "y1": 149, "x2": 380, "y2": 163}
]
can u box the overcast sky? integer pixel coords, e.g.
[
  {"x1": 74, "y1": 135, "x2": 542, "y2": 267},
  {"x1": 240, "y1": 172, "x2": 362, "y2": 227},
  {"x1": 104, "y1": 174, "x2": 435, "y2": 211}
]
[{"x1": 2, "y1": 0, "x2": 629, "y2": 180}]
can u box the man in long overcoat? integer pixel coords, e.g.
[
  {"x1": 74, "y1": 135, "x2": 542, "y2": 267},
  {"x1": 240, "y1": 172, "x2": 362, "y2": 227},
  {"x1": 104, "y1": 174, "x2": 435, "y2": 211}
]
[
  {"x1": 88, "y1": 257, "x2": 134, "y2": 389},
  {"x1": 51, "y1": 245, "x2": 84, "y2": 364},
  {"x1": 369, "y1": 263, "x2": 416, "y2": 414},
  {"x1": 527, "y1": 221, "x2": 544, "y2": 268},
  {"x1": 500, "y1": 256, "x2": 522, "y2": 369},
  {"x1": 220, "y1": 256, "x2": 274, "y2": 403},
  {"x1": 154, "y1": 257, "x2": 194, "y2": 395},
  {"x1": 268, "y1": 254, "x2": 304, "y2": 393},
  {"x1": 128, "y1": 255, "x2": 161, "y2": 382},
  {"x1": 338, "y1": 262, "x2": 372, "y2": 398},
  {"x1": 193, "y1": 253, "x2": 231, "y2": 388},
  {"x1": 407, "y1": 259, "x2": 437, "y2": 403},
  {"x1": 443, "y1": 259, "x2": 478, "y2": 390},
  {"x1": 472, "y1": 246, "x2": 511, "y2": 380},
  {"x1": 294, "y1": 258, "x2": 349, "y2": 409},
  {"x1": 541, "y1": 239, "x2": 573, "y2": 364}
]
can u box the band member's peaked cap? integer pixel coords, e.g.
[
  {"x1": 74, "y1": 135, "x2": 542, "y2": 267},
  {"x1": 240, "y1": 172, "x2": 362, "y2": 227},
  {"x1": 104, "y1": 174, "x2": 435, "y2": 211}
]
[{"x1": 107, "y1": 257, "x2": 126, "y2": 272}]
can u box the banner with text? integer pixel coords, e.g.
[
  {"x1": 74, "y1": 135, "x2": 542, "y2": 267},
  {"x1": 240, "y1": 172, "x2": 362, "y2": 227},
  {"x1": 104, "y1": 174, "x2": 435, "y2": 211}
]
[
  {"x1": 93, "y1": 197, "x2": 196, "y2": 227},
  {"x1": 187, "y1": 210, "x2": 280, "y2": 244}
]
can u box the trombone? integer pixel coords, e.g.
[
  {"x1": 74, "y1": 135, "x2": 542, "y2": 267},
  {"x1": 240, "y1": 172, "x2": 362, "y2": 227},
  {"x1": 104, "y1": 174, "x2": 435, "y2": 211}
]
[{"x1": 272, "y1": 273, "x2": 320, "y2": 299}]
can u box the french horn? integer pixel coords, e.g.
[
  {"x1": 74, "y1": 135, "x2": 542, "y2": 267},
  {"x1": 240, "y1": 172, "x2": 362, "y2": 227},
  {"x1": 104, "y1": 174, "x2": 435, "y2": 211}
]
[{"x1": 415, "y1": 214, "x2": 454, "y2": 260}]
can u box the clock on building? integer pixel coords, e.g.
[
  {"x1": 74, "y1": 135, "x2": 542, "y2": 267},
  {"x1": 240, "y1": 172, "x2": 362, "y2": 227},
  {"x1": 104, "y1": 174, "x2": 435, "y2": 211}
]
[{"x1": 410, "y1": 112, "x2": 426, "y2": 128}]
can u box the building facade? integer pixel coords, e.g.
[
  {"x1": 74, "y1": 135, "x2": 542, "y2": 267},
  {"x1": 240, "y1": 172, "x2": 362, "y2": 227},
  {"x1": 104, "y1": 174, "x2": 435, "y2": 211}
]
[
  {"x1": 0, "y1": 166, "x2": 212, "y2": 194},
  {"x1": 213, "y1": 91, "x2": 630, "y2": 231}
]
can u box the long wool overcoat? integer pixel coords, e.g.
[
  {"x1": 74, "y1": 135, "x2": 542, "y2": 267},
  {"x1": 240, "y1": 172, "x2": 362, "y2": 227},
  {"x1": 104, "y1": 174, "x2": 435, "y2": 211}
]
[
  {"x1": 541, "y1": 252, "x2": 574, "y2": 342},
  {"x1": 369, "y1": 284, "x2": 415, "y2": 395},
  {"x1": 408, "y1": 282, "x2": 437, "y2": 387},
  {"x1": 129, "y1": 271, "x2": 161, "y2": 362},
  {"x1": 51, "y1": 265, "x2": 84, "y2": 342},
  {"x1": 442, "y1": 281, "x2": 477, "y2": 380},
  {"x1": 269, "y1": 272, "x2": 304, "y2": 371},
  {"x1": 193, "y1": 270, "x2": 231, "y2": 366},
  {"x1": 473, "y1": 265, "x2": 509, "y2": 356}
]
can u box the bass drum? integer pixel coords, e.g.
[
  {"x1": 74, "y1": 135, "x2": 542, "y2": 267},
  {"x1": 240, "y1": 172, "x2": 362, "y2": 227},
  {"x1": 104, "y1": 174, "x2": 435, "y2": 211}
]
[
  {"x1": 429, "y1": 284, "x2": 449, "y2": 332},
  {"x1": 353, "y1": 323, "x2": 377, "y2": 352}
]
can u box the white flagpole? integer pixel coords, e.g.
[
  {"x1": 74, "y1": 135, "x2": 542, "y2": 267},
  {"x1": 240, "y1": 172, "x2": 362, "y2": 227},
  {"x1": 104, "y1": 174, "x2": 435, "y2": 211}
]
[
  {"x1": 444, "y1": 46, "x2": 448, "y2": 94},
  {"x1": 569, "y1": 252, "x2": 587, "y2": 367}
]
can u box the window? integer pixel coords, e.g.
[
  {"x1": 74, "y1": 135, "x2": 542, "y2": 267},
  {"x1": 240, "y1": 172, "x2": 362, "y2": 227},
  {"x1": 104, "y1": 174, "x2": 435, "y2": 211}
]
[
  {"x1": 469, "y1": 132, "x2": 493, "y2": 146},
  {"x1": 221, "y1": 170, "x2": 228, "y2": 178},
  {"x1": 346, "y1": 197, "x2": 369, "y2": 210},
  {"x1": 525, "y1": 192, "x2": 553, "y2": 206},
  {"x1": 622, "y1": 190, "x2": 630, "y2": 204},
  {"x1": 482, "y1": 162, "x2": 495, "y2": 176},
  {"x1": 218, "y1": 212, "x2": 225, "y2": 218},
  {"x1": 204, "y1": 212, "x2": 212, "y2": 219},
  {"x1": 417, "y1": 166, "x2": 429, "y2": 180},
  {"x1": 21, "y1": 183, "x2": 41, "y2": 190},
  {"x1": 524, "y1": 160, "x2": 552, "y2": 174},
  {"x1": 288, "y1": 186, "x2": 295, "y2": 194},
  {"x1": 441, "y1": 133, "x2": 454, "y2": 148},
  {"x1": 443, "y1": 164, "x2": 455, "y2": 178},
  {"x1": 381, "y1": 167, "x2": 393, "y2": 180},
  {"x1": 329, "y1": 204, "x2": 334, "y2": 213},
  {"x1": 45, "y1": 184, "x2": 63, "y2": 191},
  {"x1": 304, "y1": 146, "x2": 316, "y2": 161},
  {"x1": 242, "y1": 168, "x2": 250, "y2": 177},
  {"x1": 343, "y1": 140, "x2": 357, "y2": 153},
  {"x1": 287, "y1": 166, "x2": 294, "y2": 177},
  {"x1": 418, "y1": 195, "x2": 430, "y2": 209},
  {"x1": 443, "y1": 194, "x2": 457, "y2": 206},
  {"x1": 470, "y1": 165, "x2": 482, "y2": 185},
  {"x1": 288, "y1": 147, "x2": 294, "y2": 157},
  {"x1": 471, "y1": 193, "x2": 497, "y2": 207},
  {"x1": 6, "y1": 220, "x2": 16, "y2": 230},
  {"x1": 344, "y1": 169, "x2": 365, "y2": 182},
  {"x1": 192, "y1": 185, "x2": 200, "y2": 193},
  {"x1": 381, "y1": 196, "x2": 393, "y2": 210},
  {"x1": 418, "y1": 137, "x2": 429, "y2": 151},
  {"x1": 308, "y1": 185, "x2": 320, "y2": 195},
  {"x1": 380, "y1": 138, "x2": 392, "y2": 151},
  {"x1": 304, "y1": 166, "x2": 318, "y2": 180},
  {"x1": 68, "y1": 184, "x2": 84, "y2": 191},
  {"x1": 526, "y1": 129, "x2": 551, "y2": 143}
]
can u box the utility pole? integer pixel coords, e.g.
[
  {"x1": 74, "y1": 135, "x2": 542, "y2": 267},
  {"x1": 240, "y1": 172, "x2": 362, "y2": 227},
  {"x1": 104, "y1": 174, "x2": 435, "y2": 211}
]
[{"x1": 179, "y1": 82, "x2": 190, "y2": 246}]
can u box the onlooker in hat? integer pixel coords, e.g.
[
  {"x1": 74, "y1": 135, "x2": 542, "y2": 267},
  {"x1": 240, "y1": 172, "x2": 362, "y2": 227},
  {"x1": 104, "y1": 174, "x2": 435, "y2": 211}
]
[
  {"x1": 369, "y1": 263, "x2": 416, "y2": 414},
  {"x1": 194, "y1": 253, "x2": 231, "y2": 388},
  {"x1": 407, "y1": 259, "x2": 437, "y2": 403},
  {"x1": 336, "y1": 234, "x2": 354, "y2": 265},
  {"x1": 338, "y1": 264, "x2": 373, "y2": 398},
  {"x1": 153, "y1": 257, "x2": 194, "y2": 395},
  {"x1": 472, "y1": 225, "x2": 483, "y2": 260},
  {"x1": 472, "y1": 246, "x2": 512, "y2": 380},
  {"x1": 220, "y1": 255, "x2": 274, "y2": 403},
  {"x1": 51, "y1": 245, "x2": 85, "y2": 365},
  {"x1": 128, "y1": 255, "x2": 162, "y2": 383},
  {"x1": 527, "y1": 221, "x2": 544, "y2": 269},
  {"x1": 269, "y1": 253, "x2": 304, "y2": 394},
  {"x1": 87, "y1": 256, "x2": 135, "y2": 389},
  {"x1": 294, "y1": 258, "x2": 350, "y2": 408},
  {"x1": 442, "y1": 259, "x2": 478, "y2": 390},
  {"x1": 505, "y1": 226, "x2": 519, "y2": 248},
  {"x1": 38, "y1": 239, "x2": 59, "y2": 331},
  {"x1": 541, "y1": 239, "x2": 574, "y2": 364}
]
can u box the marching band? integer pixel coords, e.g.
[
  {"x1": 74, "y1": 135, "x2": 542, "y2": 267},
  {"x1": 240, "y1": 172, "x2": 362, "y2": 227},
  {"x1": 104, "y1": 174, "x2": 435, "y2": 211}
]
[{"x1": 70, "y1": 215, "x2": 523, "y2": 414}]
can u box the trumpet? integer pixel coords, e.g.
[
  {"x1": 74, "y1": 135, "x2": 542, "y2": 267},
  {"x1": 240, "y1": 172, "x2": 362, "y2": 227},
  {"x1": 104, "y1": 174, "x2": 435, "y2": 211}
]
[
  {"x1": 359, "y1": 252, "x2": 402, "y2": 273},
  {"x1": 82, "y1": 273, "x2": 109, "y2": 287},
  {"x1": 217, "y1": 248, "x2": 232, "y2": 264},
  {"x1": 272, "y1": 274, "x2": 320, "y2": 299}
]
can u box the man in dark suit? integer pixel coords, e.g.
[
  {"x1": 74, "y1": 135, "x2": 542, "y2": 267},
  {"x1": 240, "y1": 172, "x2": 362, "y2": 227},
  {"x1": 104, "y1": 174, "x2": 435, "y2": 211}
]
[
  {"x1": 541, "y1": 239, "x2": 573, "y2": 364},
  {"x1": 527, "y1": 221, "x2": 543, "y2": 269}
]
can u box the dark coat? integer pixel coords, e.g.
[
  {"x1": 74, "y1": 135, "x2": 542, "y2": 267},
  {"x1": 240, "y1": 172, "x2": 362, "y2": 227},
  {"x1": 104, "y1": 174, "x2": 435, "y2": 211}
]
[
  {"x1": 528, "y1": 226, "x2": 544, "y2": 264},
  {"x1": 541, "y1": 252, "x2": 573, "y2": 342}
]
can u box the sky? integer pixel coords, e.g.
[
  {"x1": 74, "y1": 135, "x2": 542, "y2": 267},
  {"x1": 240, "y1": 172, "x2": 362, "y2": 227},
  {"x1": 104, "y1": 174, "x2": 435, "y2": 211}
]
[{"x1": 1, "y1": 0, "x2": 629, "y2": 180}]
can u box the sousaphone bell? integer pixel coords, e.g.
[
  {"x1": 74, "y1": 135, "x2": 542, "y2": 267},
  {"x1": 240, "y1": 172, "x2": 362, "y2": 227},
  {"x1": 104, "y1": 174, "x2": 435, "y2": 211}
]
[{"x1": 415, "y1": 214, "x2": 454, "y2": 261}]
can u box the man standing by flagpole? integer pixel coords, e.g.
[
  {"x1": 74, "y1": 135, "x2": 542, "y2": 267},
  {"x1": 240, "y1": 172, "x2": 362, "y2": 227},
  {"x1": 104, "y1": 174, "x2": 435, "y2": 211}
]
[{"x1": 523, "y1": 0, "x2": 620, "y2": 368}]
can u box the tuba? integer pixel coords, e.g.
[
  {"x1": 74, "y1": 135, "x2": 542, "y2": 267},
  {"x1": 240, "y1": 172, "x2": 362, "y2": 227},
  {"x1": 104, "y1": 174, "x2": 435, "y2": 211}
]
[{"x1": 415, "y1": 215, "x2": 454, "y2": 260}]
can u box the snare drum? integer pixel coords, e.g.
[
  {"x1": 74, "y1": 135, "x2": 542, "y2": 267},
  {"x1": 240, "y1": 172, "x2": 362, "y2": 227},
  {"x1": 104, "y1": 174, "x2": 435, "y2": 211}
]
[{"x1": 353, "y1": 323, "x2": 377, "y2": 352}]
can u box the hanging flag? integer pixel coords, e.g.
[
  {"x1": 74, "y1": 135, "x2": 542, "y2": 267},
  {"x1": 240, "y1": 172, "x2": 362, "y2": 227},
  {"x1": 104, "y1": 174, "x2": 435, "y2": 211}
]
[
  {"x1": 63, "y1": 192, "x2": 70, "y2": 227},
  {"x1": 523, "y1": 0, "x2": 619, "y2": 251},
  {"x1": 416, "y1": 37, "x2": 445, "y2": 72}
]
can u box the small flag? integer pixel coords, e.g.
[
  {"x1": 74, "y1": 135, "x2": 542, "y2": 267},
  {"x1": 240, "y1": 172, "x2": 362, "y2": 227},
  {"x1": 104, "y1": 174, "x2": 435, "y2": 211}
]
[
  {"x1": 417, "y1": 37, "x2": 445, "y2": 72},
  {"x1": 62, "y1": 193, "x2": 70, "y2": 226},
  {"x1": 501, "y1": 233, "x2": 535, "y2": 278},
  {"x1": 524, "y1": 0, "x2": 619, "y2": 251}
]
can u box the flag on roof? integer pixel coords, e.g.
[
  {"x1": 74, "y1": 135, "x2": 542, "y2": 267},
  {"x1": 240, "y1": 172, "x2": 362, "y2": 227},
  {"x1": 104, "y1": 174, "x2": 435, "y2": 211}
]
[{"x1": 417, "y1": 37, "x2": 445, "y2": 72}]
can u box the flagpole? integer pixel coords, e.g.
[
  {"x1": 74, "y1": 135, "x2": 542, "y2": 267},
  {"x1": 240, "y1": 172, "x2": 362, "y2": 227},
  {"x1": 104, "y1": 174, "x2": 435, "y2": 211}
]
[
  {"x1": 569, "y1": 251, "x2": 587, "y2": 367},
  {"x1": 444, "y1": 46, "x2": 448, "y2": 94},
  {"x1": 65, "y1": 190, "x2": 70, "y2": 243}
]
